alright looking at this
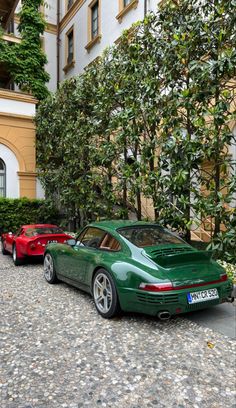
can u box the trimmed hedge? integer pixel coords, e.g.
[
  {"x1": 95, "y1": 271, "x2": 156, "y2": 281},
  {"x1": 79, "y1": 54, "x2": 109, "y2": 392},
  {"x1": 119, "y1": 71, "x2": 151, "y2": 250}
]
[{"x1": 0, "y1": 198, "x2": 60, "y2": 234}]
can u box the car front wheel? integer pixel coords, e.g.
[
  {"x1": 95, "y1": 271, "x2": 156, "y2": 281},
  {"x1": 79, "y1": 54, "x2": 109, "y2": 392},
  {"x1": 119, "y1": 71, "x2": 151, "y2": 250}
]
[
  {"x1": 93, "y1": 269, "x2": 120, "y2": 318},
  {"x1": 12, "y1": 244, "x2": 25, "y2": 266},
  {"x1": 44, "y1": 253, "x2": 58, "y2": 284},
  {"x1": 1, "y1": 240, "x2": 8, "y2": 255}
]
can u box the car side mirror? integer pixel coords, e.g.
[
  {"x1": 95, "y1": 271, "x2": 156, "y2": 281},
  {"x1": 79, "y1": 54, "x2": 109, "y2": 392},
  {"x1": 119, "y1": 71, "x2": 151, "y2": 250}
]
[{"x1": 67, "y1": 239, "x2": 76, "y2": 247}]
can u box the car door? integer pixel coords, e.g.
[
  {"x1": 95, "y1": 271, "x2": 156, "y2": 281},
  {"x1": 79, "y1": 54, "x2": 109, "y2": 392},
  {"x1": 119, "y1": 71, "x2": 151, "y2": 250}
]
[{"x1": 58, "y1": 227, "x2": 106, "y2": 284}]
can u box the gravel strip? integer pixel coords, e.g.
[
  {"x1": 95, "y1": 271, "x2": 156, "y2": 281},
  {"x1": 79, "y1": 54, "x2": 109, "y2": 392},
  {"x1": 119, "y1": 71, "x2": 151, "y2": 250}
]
[{"x1": 0, "y1": 252, "x2": 235, "y2": 408}]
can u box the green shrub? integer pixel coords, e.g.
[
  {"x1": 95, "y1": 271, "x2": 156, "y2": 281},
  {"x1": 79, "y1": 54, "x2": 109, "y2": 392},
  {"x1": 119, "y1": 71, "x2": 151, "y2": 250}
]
[
  {"x1": 217, "y1": 260, "x2": 236, "y2": 284},
  {"x1": 0, "y1": 198, "x2": 60, "y2": 234}
]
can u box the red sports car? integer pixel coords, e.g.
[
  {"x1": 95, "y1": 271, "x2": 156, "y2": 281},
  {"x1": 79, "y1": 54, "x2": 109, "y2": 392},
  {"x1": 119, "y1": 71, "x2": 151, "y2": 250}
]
[{"x1": 1, "y1": 224, "x2": 72, "y2": 266}]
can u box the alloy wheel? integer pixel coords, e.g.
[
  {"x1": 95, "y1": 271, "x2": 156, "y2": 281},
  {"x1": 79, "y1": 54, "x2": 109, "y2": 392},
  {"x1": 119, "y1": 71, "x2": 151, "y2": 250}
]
[
  {"x1": 93, "y1": 272, "x2": 113, "y2": 314},
  {"x1": 44, "y1": 253, "x2": 54, "y2": 281},
  {"x1": 12, "y1": 246, "x2": 16, "y2": 262}
]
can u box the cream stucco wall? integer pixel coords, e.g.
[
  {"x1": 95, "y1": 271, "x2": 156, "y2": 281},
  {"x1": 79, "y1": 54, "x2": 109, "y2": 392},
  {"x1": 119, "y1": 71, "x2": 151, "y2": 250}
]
[
  {"x1": 55, "y1": 0, "x2": 161, "y2": 83},
  {"x1": 0, "y1": 90, "x2": 38, "y2": 199}
]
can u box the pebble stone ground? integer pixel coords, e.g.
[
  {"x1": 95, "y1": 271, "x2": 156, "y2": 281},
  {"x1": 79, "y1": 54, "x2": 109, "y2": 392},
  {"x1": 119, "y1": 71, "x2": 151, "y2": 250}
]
[{"x1": 1, "y1": 252, "x2": 236, "y2": 408}]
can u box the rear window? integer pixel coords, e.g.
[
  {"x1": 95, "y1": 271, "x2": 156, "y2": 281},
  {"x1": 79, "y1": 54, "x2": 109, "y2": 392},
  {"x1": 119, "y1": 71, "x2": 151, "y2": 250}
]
[
  {"x1": 117, "y1": 225, "x2": 184, "y2": 248},
  {"x1": 25, "y1": 227, "x2": 64, "y2": 237}
]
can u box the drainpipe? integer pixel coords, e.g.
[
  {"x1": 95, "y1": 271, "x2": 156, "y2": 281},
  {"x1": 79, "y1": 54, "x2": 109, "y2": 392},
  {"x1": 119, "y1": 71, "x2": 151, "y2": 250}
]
[
  {"x1": 144, "y1": 0, "x2": 148, "y2": 17},
  {"x1": 57, "y1": 0, "x2": 60, "y2": 88}
]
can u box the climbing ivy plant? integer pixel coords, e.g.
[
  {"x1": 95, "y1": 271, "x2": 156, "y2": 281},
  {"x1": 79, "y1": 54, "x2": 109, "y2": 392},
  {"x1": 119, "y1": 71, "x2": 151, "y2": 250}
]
[{"x1": 0, "y1": 0, "x2": 49, "y2": 100}]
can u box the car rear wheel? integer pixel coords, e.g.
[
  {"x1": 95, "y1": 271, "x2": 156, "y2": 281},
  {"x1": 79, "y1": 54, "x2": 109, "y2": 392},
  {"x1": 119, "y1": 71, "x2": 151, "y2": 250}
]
[
  {"x1": 93, "y1": 269, "x2": 120, "y2": 318},
  {"x1": 1, "y1": 240, "x2": 8, "y2": 255},
  {"x1": 44, "y1": 253, "x2": 58, "y2": 284},
  {"x1": 12, "y1": 244, "x2": 25, "y2": 266}
]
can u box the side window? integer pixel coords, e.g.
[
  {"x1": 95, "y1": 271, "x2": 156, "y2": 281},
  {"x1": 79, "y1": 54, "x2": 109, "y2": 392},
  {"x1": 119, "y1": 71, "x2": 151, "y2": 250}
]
[
  {"x1": 99, "y1": 233, "x2": 121, "y2": 251},
  {"x1": 80, "y1": 227, "x2": 106, "y2": 248},
  {"x1": 16, "y1": 228, "x2": 24, "y2": 237}
]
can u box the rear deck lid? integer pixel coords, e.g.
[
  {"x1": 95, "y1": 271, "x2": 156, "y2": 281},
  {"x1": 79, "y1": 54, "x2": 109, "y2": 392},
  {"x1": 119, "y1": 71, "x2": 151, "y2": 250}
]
[{"x1": 143, "y1": 245, "x2": 221, "y2": 286}]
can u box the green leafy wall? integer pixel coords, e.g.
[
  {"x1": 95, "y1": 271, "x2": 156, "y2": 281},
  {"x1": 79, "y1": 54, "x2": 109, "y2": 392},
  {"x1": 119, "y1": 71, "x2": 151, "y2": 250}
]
[{"x1": 0, "y1": 198, "x2": 60, "y2": 234}]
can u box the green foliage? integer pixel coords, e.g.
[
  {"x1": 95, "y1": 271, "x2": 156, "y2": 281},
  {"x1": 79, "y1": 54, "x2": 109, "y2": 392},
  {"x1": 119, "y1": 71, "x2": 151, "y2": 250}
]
[
  {"x1": 0, "y1": 0, "x2": 49, "y2": 100},
  {"x1": 36, "y1": 0, "x2": 236, "y2": 259},
  {"x1": 217, "y1": 259, "x2": 236, "y2": 283},
  {"x1": 208, "y1": 211, "x2": 236, "y2": 263},
  {"x1": 0, "y1": 198, "x2": 60, "y2": 234}
]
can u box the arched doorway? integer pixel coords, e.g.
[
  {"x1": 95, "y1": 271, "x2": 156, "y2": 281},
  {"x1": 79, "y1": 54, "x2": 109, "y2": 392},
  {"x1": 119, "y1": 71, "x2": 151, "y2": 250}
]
[
  {"x1": 0, "y1": 158, "x2": 6, "y2": 197},
  {"x1": 0, "y1": 143, "x2": 19, "y2": 198}
]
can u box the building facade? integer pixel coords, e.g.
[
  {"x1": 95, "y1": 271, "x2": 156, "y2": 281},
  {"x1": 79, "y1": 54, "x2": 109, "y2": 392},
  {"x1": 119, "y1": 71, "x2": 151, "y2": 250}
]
[
  {"x1": 0, "y1": 0, "x2": 161, "y2": 200},
  {"x1": 42, "y1": 0, "x2": 161, "y2": 88},
  {"x1": 0, "y1": 0, "x2": 42, "y2": 199},
  {"x1": 0, "y1": 0, "x2": 235, "y2": 214}
]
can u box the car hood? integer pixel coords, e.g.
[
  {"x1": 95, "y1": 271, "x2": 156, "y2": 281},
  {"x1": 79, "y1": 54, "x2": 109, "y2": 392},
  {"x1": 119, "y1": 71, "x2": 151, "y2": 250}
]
[{"x1": 142, "y1": 245, "x2": 223, "y2": 286}]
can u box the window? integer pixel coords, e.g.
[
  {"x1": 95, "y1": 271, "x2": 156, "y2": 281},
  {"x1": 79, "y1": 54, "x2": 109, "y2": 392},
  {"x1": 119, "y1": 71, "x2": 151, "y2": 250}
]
[
  {"x1": 67, "y1": 29, "x2": 74, "y2": 64},
  {"x1": 91, "y1": 1, "x2": 99, "y2": 39},
  {"x1": 85, "y1": 0, "x2": 101, "y2": 51},
  {"x1": 116, "y1": 0, "x2": 139, "y2": 23},
  {"x1": 118, "y1": 225, "x2": 184, "y2": 248},
  {"x1": 24, "y1": 227, "x2": 64, "y2": 237},
  {"x1": 77, "y1": 228, "x2": 121, "y2": 251},
  {"x1": 0, "y1": 159, "x2": 6, "y2": 198},
  {"x1": 79, "y1": 227, "x2": 106, "y2": 249},
  {"x1": 64, "y1": 26, "x2": 75, "y2": 73},
  {"x1": 99, "y1": 234, "x2": 121, "y2": 251},
  {"x1": 7, "y1": 19, "x2": 14, "y2": 34},
  {"x1": 67, "y1": 0, "x2": 73, "y2": 10}
]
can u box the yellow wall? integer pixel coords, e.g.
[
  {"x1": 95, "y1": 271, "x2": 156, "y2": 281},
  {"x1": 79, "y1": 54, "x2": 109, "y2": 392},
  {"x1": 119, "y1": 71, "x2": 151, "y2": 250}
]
[{"x1": 0, "y1": 103, "x2": 37, "y2": 198}]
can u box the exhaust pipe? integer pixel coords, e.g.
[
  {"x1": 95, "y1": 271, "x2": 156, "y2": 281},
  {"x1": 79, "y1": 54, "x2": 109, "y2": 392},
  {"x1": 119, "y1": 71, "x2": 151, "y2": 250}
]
[
  {"x1": 225, "y1": 297, "x2": 234, "y2": 303},
  {"x1": 158, "y1": 311, "x2": 171, "y2": 321}
]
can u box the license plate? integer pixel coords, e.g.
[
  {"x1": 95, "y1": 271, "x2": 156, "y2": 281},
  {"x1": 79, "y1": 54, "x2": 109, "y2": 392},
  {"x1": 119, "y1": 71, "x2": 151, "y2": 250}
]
[
  {"x1": 48, "y1": 240, "x2": 58, "y2": 244},
  {"x1": 187, "y1": 288, "x2": 219, "y2": 304}
]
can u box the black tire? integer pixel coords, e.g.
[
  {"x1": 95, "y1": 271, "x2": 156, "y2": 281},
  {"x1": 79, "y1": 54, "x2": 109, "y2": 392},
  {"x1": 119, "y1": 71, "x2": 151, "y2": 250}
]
[
  {"x1": 92, "y1": 268, "x2": 121, "y2": 318},
  {"x1": 1, "y1": 239, "x2": 8, "y2": 255},
  {"x1": 44, "y1": 252, "x2": 58, "y2": 284},
  {"x1": 12, "y1": 244, "x2": 25, "y2": 266}
]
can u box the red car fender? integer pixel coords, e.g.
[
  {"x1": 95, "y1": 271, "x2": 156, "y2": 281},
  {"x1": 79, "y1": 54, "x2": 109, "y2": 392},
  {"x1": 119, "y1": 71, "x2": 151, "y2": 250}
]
[
  {"x1": 14, "y1": 237, "x2": 27, "y2": 257},
  {"x1": 3, "y1": 233, "x2": 15, "y2": 254}
]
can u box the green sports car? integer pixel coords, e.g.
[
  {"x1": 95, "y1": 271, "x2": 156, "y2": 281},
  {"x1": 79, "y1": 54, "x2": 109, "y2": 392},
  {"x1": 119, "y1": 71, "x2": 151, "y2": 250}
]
[{"x1": 43, "y1": 220, "x2": 233, "y2": 319}]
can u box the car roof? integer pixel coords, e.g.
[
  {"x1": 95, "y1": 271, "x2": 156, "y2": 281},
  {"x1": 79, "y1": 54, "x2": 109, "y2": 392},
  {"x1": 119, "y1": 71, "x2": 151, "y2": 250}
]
[{"x1": 88, "y1": 220, "x2": 157, "y2": 233}]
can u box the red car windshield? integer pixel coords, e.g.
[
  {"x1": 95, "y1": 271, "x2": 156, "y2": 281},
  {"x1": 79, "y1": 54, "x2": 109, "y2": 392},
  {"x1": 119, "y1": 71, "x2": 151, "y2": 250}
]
[
  {"x1": 117, "y1": 225, "x2": 184, "y2": 248},
  {"x1": 25, "y1": 227, "x2": 64, "y2": 237}
]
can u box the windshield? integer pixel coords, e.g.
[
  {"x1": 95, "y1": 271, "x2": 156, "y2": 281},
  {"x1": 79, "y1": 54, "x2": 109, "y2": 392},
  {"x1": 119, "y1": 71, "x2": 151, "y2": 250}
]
[
  {"x1": 25, "y1": 227, "x2": 64, "y2": 237},
  {"x1": 117, "y1": 225, "x2": 184, "y2": 248}
]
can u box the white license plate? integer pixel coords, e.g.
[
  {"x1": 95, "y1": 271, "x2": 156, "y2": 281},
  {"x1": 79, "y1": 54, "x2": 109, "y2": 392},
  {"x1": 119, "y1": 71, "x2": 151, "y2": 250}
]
[
  {"x1": 187, "y1": 288, "x2": 219, "y2": 304},
  {"x1": 48, "y1": 240, "x2": 58, "y2": 244}
]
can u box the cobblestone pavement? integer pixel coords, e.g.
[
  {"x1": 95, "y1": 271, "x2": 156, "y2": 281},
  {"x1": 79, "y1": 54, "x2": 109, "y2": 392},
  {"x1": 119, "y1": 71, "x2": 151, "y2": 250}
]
[{"x1": 1, "y1": 252, "x2": 235, "y2": 408}]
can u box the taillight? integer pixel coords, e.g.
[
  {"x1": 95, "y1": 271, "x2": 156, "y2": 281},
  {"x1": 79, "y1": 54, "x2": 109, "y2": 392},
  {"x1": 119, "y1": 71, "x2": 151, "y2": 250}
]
[
  {"x1": 220, "y1": 274, "x2": 228, "y2": 282},
  {"x1": 139, "y1": 282, "x2": 173, "y2": 292},
  {"x1": 30, "y1": 243, "x2": 36, "y2": 249}
]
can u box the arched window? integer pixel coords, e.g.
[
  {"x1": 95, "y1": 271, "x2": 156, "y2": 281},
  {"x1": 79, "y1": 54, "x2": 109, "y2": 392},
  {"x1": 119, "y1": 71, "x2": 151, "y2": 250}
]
[{"x1": 0, "y1": 159, "x2": 6, "y2": 197}]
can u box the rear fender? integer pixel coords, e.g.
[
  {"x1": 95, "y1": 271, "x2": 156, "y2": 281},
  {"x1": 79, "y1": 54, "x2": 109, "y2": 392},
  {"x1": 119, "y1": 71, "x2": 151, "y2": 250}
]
[{"x1": 13, "y1": 241, "x2": 25, "y2": 259}]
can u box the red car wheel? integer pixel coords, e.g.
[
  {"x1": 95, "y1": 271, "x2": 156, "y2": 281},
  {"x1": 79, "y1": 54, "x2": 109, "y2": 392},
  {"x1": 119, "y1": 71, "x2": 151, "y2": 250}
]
[
  {"x1": 1, "y1": 239, "x2": 8, "y2": 255},
  {"x1": 12, "y1": 244, "x2": 25, "y2": 266}
]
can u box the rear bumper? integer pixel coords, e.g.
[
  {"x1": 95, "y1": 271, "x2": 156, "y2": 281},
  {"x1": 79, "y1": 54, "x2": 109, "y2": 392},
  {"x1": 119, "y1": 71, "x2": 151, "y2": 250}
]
[{"x1": 118, "y1": 281, "x2": 233, "y2": 316}]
